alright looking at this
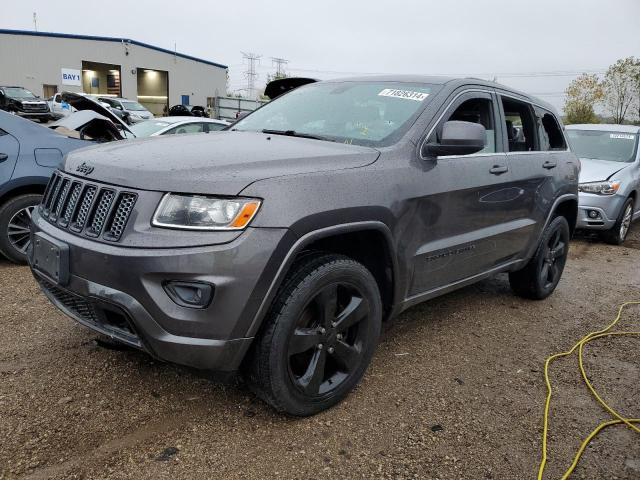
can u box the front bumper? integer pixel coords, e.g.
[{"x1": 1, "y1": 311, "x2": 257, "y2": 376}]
[
  {"x1": 576, "y1": 192, "x2": 625, "y2": 230},
  {"x1": 15, "y1": 111, "x2": 51, "y2": 120},
  {"x1": 29, "y1": 210, "x2": 291, "y2": 372}
]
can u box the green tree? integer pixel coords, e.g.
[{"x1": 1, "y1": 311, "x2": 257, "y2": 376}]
[
  {"x1": 564, "y1": 74, "x2": 604, "y2": 124},
  {"x1": 602, "y1": 57, "x2": 638, "y2": 124}
]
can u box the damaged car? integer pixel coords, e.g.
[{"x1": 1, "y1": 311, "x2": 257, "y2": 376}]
[{"x1": 0, "y1": 93, "x2": 134, "y2": 263}]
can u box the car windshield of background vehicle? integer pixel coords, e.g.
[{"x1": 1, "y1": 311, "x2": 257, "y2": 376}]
[
  {"x1": 232, "y1": 81, "x2": 440, "y2": 147},
  {"x1": 122, "y1": 101, "x2": 147, "y2": 111},
  {"x1": 4, "y1": 87, "x2": 37, "y2": 99},
  {"x1": 567, "y1": 130, "x2": 638, "y2": 163},
  {"x1": 130, "y1": 120, "x2": 171, "y2": 137}
]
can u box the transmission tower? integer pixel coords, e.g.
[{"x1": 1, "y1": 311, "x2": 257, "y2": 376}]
[
  {"x1": 271, "y1": 57, "x2": 289, "y2": 78},
  {"x1": 241, "y1": 52, "x2": 262, "y2": 99}
]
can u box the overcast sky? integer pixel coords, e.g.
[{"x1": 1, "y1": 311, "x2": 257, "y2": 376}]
[{"x1": 2, "y1": 0, "x2": 639, "y2": 110}]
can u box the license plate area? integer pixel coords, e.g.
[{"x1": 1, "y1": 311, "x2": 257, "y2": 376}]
[{"x1": 32, "y1": 232, "x2": 69, "y2": 285}]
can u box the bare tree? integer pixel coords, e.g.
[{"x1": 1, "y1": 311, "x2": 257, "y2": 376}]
[
  {"x1": 632, "y1": 57, "x2": 640, "y2": 123},
  {"x1": 603, "y1": 57, "x2": 637, "y2": 124}
]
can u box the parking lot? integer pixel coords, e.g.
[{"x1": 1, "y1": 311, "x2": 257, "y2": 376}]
[{"x1": 0, "y1": 231, "x2": 637, "y2": 479}]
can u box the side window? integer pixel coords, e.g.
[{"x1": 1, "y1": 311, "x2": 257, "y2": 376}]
[
  {"x1": 167, "y1": 123, "x2": 205, "y2": 135},
  {"x1": 501, "y1": 97, "x2": 537, "y2": 152},
  {"x1": 206, "y1": 123, "x2": 226, "y2": 132},
  {"x1": 430, "y1": 96, "x2": 497, "y2": 154},
  {"x1": 536, "y1": 109, "x2": 566, "y2": 151}
]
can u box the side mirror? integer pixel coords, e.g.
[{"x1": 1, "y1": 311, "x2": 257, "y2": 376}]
[{"x1": 423, "y1": 120, "x2": 486, "y2": 157}]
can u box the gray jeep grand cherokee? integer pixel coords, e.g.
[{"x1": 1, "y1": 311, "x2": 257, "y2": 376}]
[{"x1": 28, "y1": 76, "x2": 579, "y2": 415}]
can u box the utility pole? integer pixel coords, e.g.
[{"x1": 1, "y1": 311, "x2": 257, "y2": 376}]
[
  {"x1": 241, "y1": 52, "x2": 261, "y2": 100},
  {"x1": 271, "y1": 57, "x2": 289, "y2": 79},
  {"x1": 33, "y1": 12, "x2": 38, "y2": 32}
]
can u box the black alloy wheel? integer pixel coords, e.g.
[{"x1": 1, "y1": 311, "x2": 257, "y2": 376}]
[
  {"x1": 245, "y1": 253, "x2": 382, "y2": 416},
  {"x1": 509, "y1": 215, "x2": 570, "y2": 300},
  {"x1": 287, "y1": 282, "x2": 371, "y2": 396}
]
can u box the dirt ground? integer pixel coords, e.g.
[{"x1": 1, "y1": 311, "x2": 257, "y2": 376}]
[{"x1": 1, "y1": 230, "x2": 639, "y2": 480}]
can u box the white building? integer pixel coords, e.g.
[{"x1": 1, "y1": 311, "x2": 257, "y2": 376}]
[{"x1": 0, "y1": 29, "x2": 228, "y2": 116}]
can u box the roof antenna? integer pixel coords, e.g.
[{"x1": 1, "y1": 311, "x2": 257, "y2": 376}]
[
  {"x1": 32, "y1": 12, "x2": 38, "y2": 32},
  {"x1": 174, "y1": 42, "x2": 177, "y2": 63}
]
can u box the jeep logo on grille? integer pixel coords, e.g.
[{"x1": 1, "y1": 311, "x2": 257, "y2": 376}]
[{"x1": 76, "y1": 162, "x2": 94, "y2": 176}]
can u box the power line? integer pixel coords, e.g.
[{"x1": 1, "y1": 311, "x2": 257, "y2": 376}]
[{"x1": 230, "y1": 63, "x2": 606, "y2": 79}]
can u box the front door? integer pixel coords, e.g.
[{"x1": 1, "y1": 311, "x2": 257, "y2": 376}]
[
  {"x1": 408, "y1": 89, "x2": 520, "y2": 296},
  {"x1": 0, "y1": 129, "x2": 20, "y2": 184}
]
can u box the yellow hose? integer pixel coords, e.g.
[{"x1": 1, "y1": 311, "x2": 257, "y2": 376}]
[{"x1": 537, "y1": 301, "x2": 640, "y2": 480}]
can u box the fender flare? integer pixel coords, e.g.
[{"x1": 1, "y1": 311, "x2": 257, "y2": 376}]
[
  {"x1": 523, "y1": 192, "x2": 578, "y2": 263},
  {"x1": 245, "y1": 220, "x2": 399, "y2": 338}
]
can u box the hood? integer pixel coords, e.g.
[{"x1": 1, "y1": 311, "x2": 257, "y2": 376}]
[
  {"x1": 264, "y1": 77, "x2": 318, "y2": 99},
  {"x1": 49, "y1": 110, "x2": 126, "y2": 142},
  {"x1": 20, "y1": 97, "x2": 47, "y2": 104},
  {"x1": 59, "y1": 92, "x2": 135, "y2": 136},
  {"x1": 63, "y1": 131, "x2": 379, "y2": 195},
  {"x1": 578, "y1": 157, "x2": 630, "y2": 183}
]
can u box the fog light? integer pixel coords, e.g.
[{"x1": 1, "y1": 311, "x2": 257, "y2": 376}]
[
  {"x1": 163, "y1": 281, "x2": 214, "y2": 309},
  {"x1": 587, "y1": 210, "x2": 601, "y2": 219}
]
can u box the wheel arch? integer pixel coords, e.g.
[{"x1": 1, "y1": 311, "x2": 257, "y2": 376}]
[
  {"x1": 245, "y1": 221, "x2": 400, "y2": 339},
  {"x1": 0, "y1": 177, "x2": 49, "y2": 207},
  {"x1": 552, "y1": 196, "x2": 578, "y2": 237}
]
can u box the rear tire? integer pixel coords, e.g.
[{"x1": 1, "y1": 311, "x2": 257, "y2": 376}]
[
  {"x1": 244, "y1": 253, "x2": 382, "y2": 416},
  {"x1": 509, "y1": 216, "x2": 570, "y2": 300},
  {"x1": 600, "y1": 197, "x2": 634, "y2": 245},
  {"x1": 0, "y1": 194, "x2": 41, "y2": 264}
]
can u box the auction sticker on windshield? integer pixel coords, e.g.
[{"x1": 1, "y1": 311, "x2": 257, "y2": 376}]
[
  {"x1": 610, "y1": 134, "x2": 636, "y2": 140},
  {"x1": 378, "y1": 89, "x2": 430, "y2": 101}
]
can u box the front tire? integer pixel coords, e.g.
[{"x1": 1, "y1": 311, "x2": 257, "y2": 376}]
[
  {"x1": 0, "y1": 194, "x2": 42, "y2": 264},
  {"x1": 600, "y1": 197, "x2": 634, "y2": 245},
  {"x1": 244, "y1": 253, "x2": 382, "y2": 416},
  {"x1": 509, "y1": 216, "x2": 570, "y2": 300}
]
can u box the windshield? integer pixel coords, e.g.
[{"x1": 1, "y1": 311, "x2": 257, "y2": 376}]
[
  {"x1": 233, "y1": 81, "x2": 439, "y2": 147},
  {"x1": 567, "y1": 129, "x2": 638, "y2": 163},
  {"x1": 4, "y1": 87, "x2": 37, "y2": 99},
  {"x1": 122, "y1": 101, "x2": 147, "y2": 111},
  {"x1": 130, "y1": 120, "x2": 171, "y2": 137}
]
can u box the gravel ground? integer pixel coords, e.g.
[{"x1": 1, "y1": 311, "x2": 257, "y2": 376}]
[{"x1": 1, "y1": 230, "x2": 639, "y2": 479}]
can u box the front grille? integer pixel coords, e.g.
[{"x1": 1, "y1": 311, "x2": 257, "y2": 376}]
[
  {"x1": 40, "y1": 172, "x2": 137, "y2": 242},
  {"x1": 22, "y1": 103, "x2": 48, "y2": 112}
]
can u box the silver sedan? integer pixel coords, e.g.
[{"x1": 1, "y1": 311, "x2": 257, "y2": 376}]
[
  {"x1": 130, "y1": 117, "x2": 229, "y2": 137},
  {"x1": 566, "y1": 124, "x2": 640, "y2": 244}
]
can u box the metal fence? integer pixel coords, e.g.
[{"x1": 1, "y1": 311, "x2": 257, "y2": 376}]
[{"x1": 212, "y1": 96, "x2": 268, "y2": 121}]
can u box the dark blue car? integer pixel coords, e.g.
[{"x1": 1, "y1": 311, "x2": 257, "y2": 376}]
[{"x1": 0, "y1": 110, "x2": 89, "y2": 263}]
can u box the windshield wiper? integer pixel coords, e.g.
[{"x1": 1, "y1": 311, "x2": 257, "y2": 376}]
[{"x1": 261, "y1": 129, "x2": 328, "y2": 141}]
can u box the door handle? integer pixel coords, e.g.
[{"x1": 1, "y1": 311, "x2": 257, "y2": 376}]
[
  {"x1": 489, "y1": 165, "x2": 508, "y2": 175},
  {"x1": 0, "y1": 153, "x2": 8, "y2": 163},
  {"x1": 543, "y1": 160, "x2": 557, "y2": 169}
]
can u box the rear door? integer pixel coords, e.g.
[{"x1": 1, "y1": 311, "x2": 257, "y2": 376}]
[
  {"x1": 497, "y1": 94, "x2": 569, "y2": 245},
  {"x1": 0, "y1": 128, "x2": 19, "y2": 184},
  {"x1": 409, "y1": 89, "x2": 519, "y2": 295}
]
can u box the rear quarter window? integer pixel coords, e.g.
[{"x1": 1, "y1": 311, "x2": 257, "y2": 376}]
[{"x1": 536, "y1": 109, "x2": 566, "y2": 151}]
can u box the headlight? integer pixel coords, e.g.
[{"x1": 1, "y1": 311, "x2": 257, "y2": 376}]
[
  {"x1": 578, "y1": 180, "x2": 621, "y2": 195},
  {"x1": 152, "y1": 194, "x2": 261, "y2": 230}
]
